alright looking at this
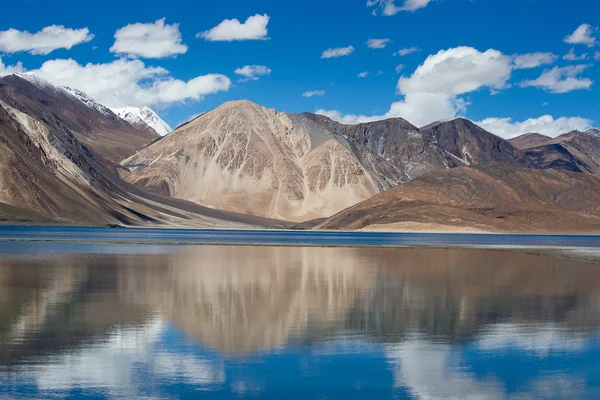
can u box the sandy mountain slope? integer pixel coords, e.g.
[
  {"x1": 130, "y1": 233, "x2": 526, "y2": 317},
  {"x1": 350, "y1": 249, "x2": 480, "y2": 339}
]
[
  {"x1": 523, "y1": 129, "x2": 600, "y2": 173},
  {"x1": 0, "y1": 74, "x2": 158, "y2": 163},
  {"x1": 0, "y1": 77, "x2": 287, "y2": 228},
  {"x1": 122, "y1": 100, "x2": 405, "y2": 221},
  {"x1": 317, "y1": 162, "x2": 600, "y2": 233},
  {"x1": 508, "y1": 133, "x2": 552, "y2": 150},
  {"x1": 112, "y1": 106, "x2": 172, "y2": 136}
]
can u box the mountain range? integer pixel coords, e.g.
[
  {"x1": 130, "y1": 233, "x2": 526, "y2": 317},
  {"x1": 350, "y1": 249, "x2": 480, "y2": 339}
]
[{"x1": 1, "y1": 72, "x2": 600, "y2": 232}]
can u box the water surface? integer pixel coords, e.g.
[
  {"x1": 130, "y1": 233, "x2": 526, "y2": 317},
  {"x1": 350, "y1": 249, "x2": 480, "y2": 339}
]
[{"x1": 1, "y1": 239, "x2": 600, "y2": 398}]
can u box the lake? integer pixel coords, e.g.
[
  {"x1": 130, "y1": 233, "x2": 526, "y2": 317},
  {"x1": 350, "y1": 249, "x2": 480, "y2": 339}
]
[{"x1": 1, "y1": 229, "x2": 600, "y2": 398}]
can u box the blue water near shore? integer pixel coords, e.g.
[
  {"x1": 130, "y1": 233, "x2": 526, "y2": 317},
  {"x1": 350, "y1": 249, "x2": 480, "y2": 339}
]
[
  {"x1": 1, "y1": 228, "x2": 600, "y2": 399},
  {"x1": 2, "y1": 225, "x2": 600, "y2": 247}
]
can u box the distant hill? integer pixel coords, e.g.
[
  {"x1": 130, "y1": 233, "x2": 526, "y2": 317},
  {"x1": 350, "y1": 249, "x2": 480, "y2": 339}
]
[
  {"x1": 317, "y1": 162, "x2": 600, "y2": 233},
  {"x1": 508, "y1": 133, "x2": 552, "y2": 150}
]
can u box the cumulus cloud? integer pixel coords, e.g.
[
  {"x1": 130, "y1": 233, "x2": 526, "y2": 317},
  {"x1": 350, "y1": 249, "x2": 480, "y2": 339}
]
[
  {"x1": 110, "y1": 18, "x2": 187, "y2": 58},
  {"x1": 368, "y1": 0, "x2": 432, "y2": 15},
  {"x1": 19, "y1": 58, "x2": 230, "y2": 108},
  {"x1": 477, "y1": 115, "x2": 593, "y2": 139},
  {"x1": 397, "y1": 47, "x2": 512, "y2": 95},
  {"x1": 563, "y1": 48, "x2": 587, "y2": 61},
  {"x1": 318, "y1": 46, "x2": 512, "y2": 127},
  {"x1": 0, "y1": 26, "x2": 93, "y2": 55},
  {"x1": 358, "y1": 71, "x2": 369, "y2": 78},
  {"x1": 513, "y1": 52, "x2": 556, "y2": 69},
  {"x1": 367, "y1": 38, "x2": 391, "y2": 49},
  {"x1": 0, "y1": 57, "x2": 25, "y2": 76},
  {"x1": 198, "y1": 14, "x2": 269, "y2": 41},
  {"x1": 321, "y1": 45, "x2": 355, "y2": 59},
  {"x1": 564, "y1": 23, "x2": 598, "y2": 47},
  {"x1": 393, "y1": 47, "x2": 419, "y2": 56},
  {"x1": 520, "y1": 65, "x2": 592, "y2": 93},
  {"x1": 234, "y1": 64, "x2": 271, "y2": 81},
  {"x1": 302, "y1": 90, "x2": 325, "y2": 97}
]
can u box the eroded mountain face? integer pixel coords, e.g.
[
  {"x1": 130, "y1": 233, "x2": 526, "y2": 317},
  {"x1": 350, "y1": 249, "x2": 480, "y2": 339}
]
[
  {"x1": 0, "y1": 74, "x2": 158, "y2": 164},
  {"x1": 122, "y1": 100, "x2": 406, "y2": 221},
  {"x1": 122, "y1": 101, "x2": 534, "y2": 221},
  {"x1": 0, "y1": 76, "x2": 285, "y2": 228}
]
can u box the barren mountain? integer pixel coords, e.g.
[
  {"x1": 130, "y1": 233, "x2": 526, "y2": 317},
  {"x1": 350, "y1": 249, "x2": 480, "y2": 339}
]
[
  {"x1": 0, "y1": 74, "x2": 158, "y2": 163},
  {"x1": 122, "y1": 100, "x2": 405, "y2": 221},
  {"x1": 419, "y1": 118, "x2": 533, "y2": 168},
  {"x1": 318, "y1": 162, "x2": 600, "y2": 233},
  {"x1": 508, "y1": 133, "x2": 551, "y2": 150},
  {"x1": 122, "y1": 102, "x2": 536, "y2": 221},
  {"x1": 523, "y1": 129, "x2": 600, "y2": 173},
  {"x1": 0, "y1": 75, "x2": 286, "y2": 228},
  {"x1": 304, "y1": 115, "x2": 532, "y2": 179}
]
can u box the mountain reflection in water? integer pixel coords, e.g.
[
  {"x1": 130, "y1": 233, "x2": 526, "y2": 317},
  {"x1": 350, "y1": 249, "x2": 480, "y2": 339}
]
[{"x1": 1, "y1": 244, "x2": 600, "y2": 399}]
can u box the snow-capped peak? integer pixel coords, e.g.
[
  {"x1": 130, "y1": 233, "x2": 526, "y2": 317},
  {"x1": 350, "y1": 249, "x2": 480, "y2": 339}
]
[
  {"x1": 14, "y1": 73, "x2": 116, "y2": 118},
  {"x1": 111, "y1": 106, "x2": 172, "y2": 136}
]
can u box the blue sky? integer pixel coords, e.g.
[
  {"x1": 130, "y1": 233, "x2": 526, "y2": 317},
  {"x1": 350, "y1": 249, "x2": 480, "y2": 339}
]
[{"x1": 0, "y1": 0, "x2": 598, "y2": 137}]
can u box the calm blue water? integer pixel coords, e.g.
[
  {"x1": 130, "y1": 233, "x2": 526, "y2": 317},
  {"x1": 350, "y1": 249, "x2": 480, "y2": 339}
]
[
  {"x1": 2, "y1": 225, "x2": 600, "y2": 247},
  {"x1": 0, "y1": 229, "x2": 600, "y2": 399}
]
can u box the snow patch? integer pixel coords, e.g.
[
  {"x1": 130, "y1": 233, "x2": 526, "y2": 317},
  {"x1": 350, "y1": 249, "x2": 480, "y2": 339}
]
[{"x1": 112, "y1": 106, "x2": 172, "y2": 136}]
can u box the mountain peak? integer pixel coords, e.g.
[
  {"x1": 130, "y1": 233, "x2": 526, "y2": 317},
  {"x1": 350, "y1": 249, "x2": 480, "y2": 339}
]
[{"x1": 111, "y1": 106, "x2": 172, "y2": 136}]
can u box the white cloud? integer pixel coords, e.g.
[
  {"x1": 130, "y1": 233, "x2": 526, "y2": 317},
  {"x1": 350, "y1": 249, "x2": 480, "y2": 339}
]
[
  {"x1": 198, "y1": 14, "x2": 269, "y2": 41},
  {"x1": 20, "y1": 58, "x2": 231, "y2": 108},
  {"x1": 395, "y1": 64, "x2": 405, "y2": 73},
  {"x1": 564, "y1": 23, "x2": 598, "y2": 47},
  {"x1": 0, "y1": 26, "x2": 93, "y2": 55},
  {"x1": 595, "y1": 52, "x2": 600, "y2": 60},
  {"x1": 367, "y1": 38, "x2": 391, "y2": 49},
  {"x1": 513, "y1": 52, "x2": 556, "y2": 69},
  {"x1": 0, "y1": 57, "x2": 25, "y2": 76},
  {"x1": 397, "y1": 47, "x2": 512, "y2": 95},
  {"x1": 563, "y1": 48, "x2": 587, "y2": 61},
  {"x1": 234, "y1": 64, "x2": 271, "y2": 81},
  {"x1": 477, "y1": 115, "x2": 593, "y2": 139},
  {"x1": 302, "y1": 90, "x2": 325, "y2": 97},
  {"x1": 110, "y1": 18, "x2": 187, "y2": 59},
  {"x1": 368, "y1": 0, "x2": 433, "y2": 15},
  {"x1": 318, "y1": 46, "x2": 512, "y2": 127},
  {"x1": 321, "y1": 45, "x2": 355, "y2": 59},
  {"x1": 393, "y1": 46, "x2": 419, "y2": 56},
  {"x1": 358, "y1": 71, "x2": 369, "y2": 78},
  {"x1": 520, "y1": 65, "x2": 592, "y2": 93}
]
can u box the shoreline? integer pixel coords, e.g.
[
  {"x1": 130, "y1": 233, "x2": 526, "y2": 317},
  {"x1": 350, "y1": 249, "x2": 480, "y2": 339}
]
[{"x1": 3, "y1": 235, "x2": 600, "y2": 264}]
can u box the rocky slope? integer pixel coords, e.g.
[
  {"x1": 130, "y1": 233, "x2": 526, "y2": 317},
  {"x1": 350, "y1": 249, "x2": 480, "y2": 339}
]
[
  {"x1": 0, "y1": 75, "x2": 286, "y2": 228},
  {"x1": 317, "y1": 162, "x2": 600, "y2": 232},
  {"x1": 112, "y1": 106, "x2": 172, "y2": 136},
  {"x1": 523, "y1": 129, "x2": 600, "y2": 173},
  {"x1": 508, "y1": 133, "x2": 551, "y2": 150},
  {"x1": 419, "y1": 118, "x2": 533, "y2": 169},
  {"x1": 1, "y1": 74, "x2": 158, "y2": 163},
  {"x1": 122, "y1": 101, "x2": 534, "y2": 221},
  {"x1": 122, "y1": 100, "x2": 405, "y2": 221}
]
